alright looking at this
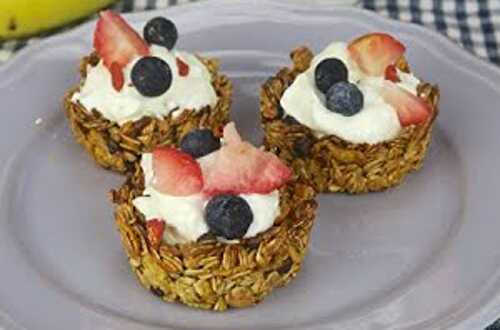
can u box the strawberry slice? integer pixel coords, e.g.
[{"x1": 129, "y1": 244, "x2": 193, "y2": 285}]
[
  {"x1": 109, "y1": 61, "x2": 125, "y2": 91},
  {"x1": 384, "y1": 64, "x2": 400, "y2": 83},
  {"x1": 348, "y1": 33, "x2": 405, "y2": 76},
  {"x1": 380, "y1": 81, "x2": 432, "y2": 127},
  {"x1": 203, "y1": 123, "x2": 292, "y2": 196},
  {"x1": 93, "y1": 10, "x2": 149, "y2": 70},
  {"x1": 146, "y1": 219, "x2": 165, "y2": 249},
  {"x1": 176, "y1": 57, "x2": 190, "y2": 77},
  {"x1": 222, "y1": 122, "x2": 242, "y2": 144},
  {"x1": 152, "y1": 147, "x2": 203, "y2": 196}
]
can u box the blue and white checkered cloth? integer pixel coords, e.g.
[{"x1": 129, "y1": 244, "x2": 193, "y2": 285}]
[{"x1": 363, "y1": 0, "x2": 500, "y2": 65}]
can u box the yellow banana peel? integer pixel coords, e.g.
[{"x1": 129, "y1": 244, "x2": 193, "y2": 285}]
[{"x1": 0, "y1": 0, "x2": 116, "y2": 40}]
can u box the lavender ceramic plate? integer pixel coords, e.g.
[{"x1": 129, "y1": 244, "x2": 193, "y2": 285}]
[{"x1": 1, "y1": 1, "x2": 500, "y2": 329}]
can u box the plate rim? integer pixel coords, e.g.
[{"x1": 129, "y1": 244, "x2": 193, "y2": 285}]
[{"x1": 2, "y1": 0, "x2": 500, "y2": 90}]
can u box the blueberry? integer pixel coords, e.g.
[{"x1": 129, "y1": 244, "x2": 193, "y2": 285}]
[
  {"x1": 205, "y1": 194, "x2": 253, "y2": 240},
  {"x1": 143, "y1": 17, "x2": 178, "y2": 50},
  {"x1": 131, "y1": 56, "x2": 172, "y2": 97},
  {"x1": 180, "y1": 129, "x2": 221, "y2": 158},
  {"x1": 315, "y1": 58, "x2": 348, "y2": 94},
  {"x1": 326, "y1": 82, "x2": 363, "y2": 116}
]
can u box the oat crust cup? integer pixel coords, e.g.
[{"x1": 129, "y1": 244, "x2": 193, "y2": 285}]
[
  {"x1": 64, "y1": 53, "x2": 232, "y2": 173},
  {"x1": 260, "y1": 45, "x2": 439, "y2": 194},
  {"x1": 111, "y1": 162, "x2": 317, "y2": 311},
  {"x1": 63, "y1": 11, "x2": 232, "y2": 173}
]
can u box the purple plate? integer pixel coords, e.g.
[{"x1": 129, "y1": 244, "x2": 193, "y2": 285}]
[{"x1": 1, "y1": 1, "x2": 500, "y2": 329}]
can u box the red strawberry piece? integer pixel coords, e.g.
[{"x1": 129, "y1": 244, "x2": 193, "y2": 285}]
[
  {"x1": 176, "y1": 57, "x2": 190, "y2": 77},
  {"x1": 384, "y1": 64, "x2": 400, "y2": 83},
  {"x1": 380, "y1": 81, "x2": 432, "y2": 127},
  {"x1": 109, "y1": 61, "x2": 125, "y2": 91},
  {"x1": 215, "y1": 125, "x2": 224, "y2": 137},
  {"x1": 93, "y1": 10, "x2": 149, "y2": 70},
  {"x1": 152, "y1": 147, "x2": 203, "y2": 196},
  {"x1": 222, "y1": 122, "x2": 242, "y2": 144},
  {"x1": 146, "y1": 219, "x2": 165, "y2": 249},
  {"x1": 203, "y1": 123, "x2": 292, "y2": 196},
  {"x1": 348, "y1": 33, "x2": 405, "y2": 76}
]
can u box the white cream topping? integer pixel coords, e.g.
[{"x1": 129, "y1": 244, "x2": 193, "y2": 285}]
[
  {"x1": 280, "y1": 42, "x2": 421, "y2": 144},
  {"x1": 71, "y1": 45, "x2": 217, "y2": 125},
  {"x1": 132, "y1": 153, "x2": 280, "y2": 245}
]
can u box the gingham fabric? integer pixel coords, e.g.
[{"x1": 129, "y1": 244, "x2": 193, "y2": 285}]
[
  {"x1": 362, "y1": 0, "x2": 500, "y2": 65},
  {"x1": 1, "y1": 1, "x2": 500, "y2": 329}
]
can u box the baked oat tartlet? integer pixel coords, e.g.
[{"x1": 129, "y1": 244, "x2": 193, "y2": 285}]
[
  {"x1": 261, "y1": 33, "x2": 439, "y2": 193},
  {"x1": 111, "y1": 123, "x2": 317, "y2": 310},
  {"x1": 64, "y1": 11, "x2": 232, "y2": 173}
]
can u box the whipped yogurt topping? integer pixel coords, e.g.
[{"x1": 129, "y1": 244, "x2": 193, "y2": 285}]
[
  {"x1": 132, "y1": 153, "x2": 280, "y2": 245},
  {"x1": 280, "y1": 42, "x2": 421, "y2": 144},
  {"x1": 72, "y1": 45, "x2": 217, "y2": 125}
]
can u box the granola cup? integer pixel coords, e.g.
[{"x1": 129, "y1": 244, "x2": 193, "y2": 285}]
[
  {"x1": 260, "y1": 46, "x2": 440, "y2": 194},
  {"x1": 110, "y1": 164, "x2": 317, "y2": 311},
  {"x1": 64, "y1": 53, "x2": 232, "y2": 173}
]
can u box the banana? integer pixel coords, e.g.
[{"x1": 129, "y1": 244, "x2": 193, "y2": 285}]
[{"x1": 0, "y1": 0, "x2": 116, "y2": 40}]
